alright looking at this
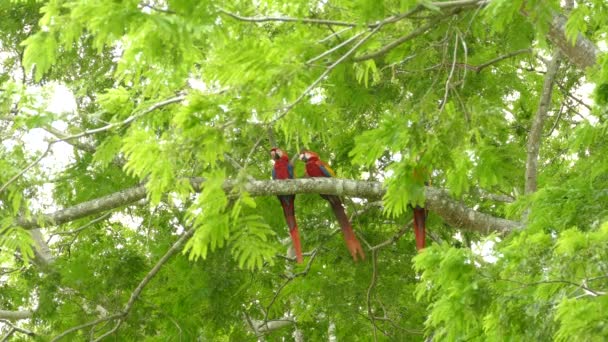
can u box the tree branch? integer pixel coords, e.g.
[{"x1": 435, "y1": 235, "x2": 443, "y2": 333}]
[
  {"x1": 262, "y1": 249, "x2": 319, "y2": 329},
  {"x1": 16, "y1": 178, "x2": 522, "y2": 236},
  {"x1": 269, "y1": 24, "x2": 384, "y2": 123},
  {"x1": 454, "y1": 48, "x2": 533, "y2": 73},
  {"x1": 0, "y1": 320, "x2": 36, "y2": 337},
  {"x1": 367, "y1": 220, "x2": 413, "y2": 340},
  {"x1": 525, "y1": 50, "x2": 562, "y2": 194},
  {"x1": 52, "y1": 229, "x2": 194, "y2": 341},
  {"x1": 545, "y1": 14, "x2": 598, "y2": 69},
  {"x1": 0, "y1": 310, "x2": 33, "y2": 321},
  {"x1": 353, "y1": 15, "x2": 444, "y2": 62},
  {"x1": 0, "y1": 95, "x2": 184, "y2": 195}
]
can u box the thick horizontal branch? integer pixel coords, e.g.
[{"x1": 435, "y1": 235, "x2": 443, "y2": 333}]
[
  {"x1": 17, "y1": 178, "x2": 522, "y2": 235},
  {"x1": 0, "y1": 310, "x2": 33, "y2": 320},
  {"x1": 546, "y1": 14, "x2": 598, "y2": 69}
]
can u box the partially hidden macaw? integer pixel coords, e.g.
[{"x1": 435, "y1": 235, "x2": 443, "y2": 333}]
[
  {"x1": 412, "y1": 205, "x2": 426, "y2": 251},
  {"x1": 299, "y1": 150, "x2": 365, "y2": 262},
  {"x1": 411, "y1": 168, "x2": 428, "y2": 251},
  {"x1": 271, "y1": 147, "x2": 303, "y2": 263}
]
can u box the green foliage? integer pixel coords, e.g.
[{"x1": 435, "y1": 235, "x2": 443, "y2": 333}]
[{"x1": 1, "y1": 0, "x2": 607, "y2": 340}]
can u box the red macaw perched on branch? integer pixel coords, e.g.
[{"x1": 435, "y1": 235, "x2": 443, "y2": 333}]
[
  {"x1": 299, "y1": 150, "x2": 365, "y2": 262},
  {"x1": 270, "y1": 147, "x2": 303, "y2": 263}
]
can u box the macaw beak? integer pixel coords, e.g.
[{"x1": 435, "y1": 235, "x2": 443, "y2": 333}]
[{"x1": 299, "y1": 153, "x2": 306, "y2": 162}]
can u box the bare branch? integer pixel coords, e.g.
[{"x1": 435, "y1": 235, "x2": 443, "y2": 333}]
[
  {"x1": 263, "y1": 249, "x2": 319, "y2": 328},
  {"x1": 50, "y1": 313, "x2": 124, "y2": 342},
  {"x1": 454, "y1": 48, "x2": 533, "y2": 73},
  {"x1": 52, "y1": 229, "x2": 194, "y2": 341},
  {"x1": 488, "y1": 276, "x2": 606, "y2": 297},
  {"x1": 31, "y1": 228, "x2": 55, "y2": 267},
  {"x1": 0, "y1": 320, "x2": 36, "y2": 337},
  {"x1": 367, "y1": 220, "x2": 413, "y2": 340},
  {"x1": 440, "y1": 33, "x2": 460, "y2": 113},
  {"x1": 353, "y1": 16, "x2": 442, "y2": 62},
  {"x1": 0, "y1": 310, "x2": 33, "y2": 321},
  {"x1": 556, "y1": 82, "x2": 593, "y2": 112},
  {"x1": 525, "y1": 50, "x2": 562, "y2": 194},
  {"x1": 124, "y1": 229, "x2": 193, "y2": 314},
  {"x1": 43, "y1": 125, "x2": 96, "y2": 153},
  {"x1": 0, "y1": 95, "x2": 184, "y2": 195},
  {"x1": 220, "y1": 0, "x2": 486, "y2": 29},
  {"x1": 270, "y1": 24, "x2": 384, "y2": 124},
  {"x1": 545, "y1": 14, "x2": 598, "y2": 69},
  {"x1": 0, "y1": 143, "x2": 51, "y2": 194},
  {"x1": 306, "y1": 31, "x2": 366, "y2": 65},
  {"x1": 58, "y1": 95, "x2": 186, "y2": 143},
  {"x1": 218, "y1": 8, "x2": 361, "y2": 28},
  {"x1": 47, "y1": 213, "x2": 112, "y2": 240}
]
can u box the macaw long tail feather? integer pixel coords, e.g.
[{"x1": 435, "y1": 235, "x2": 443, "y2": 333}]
[
  {"x1": 288, "y1": 223, "x2": 303, "y2": 264},
  {"x1": 324, "y1": 195, "x2": 365, "y2": 262},
  {"x1": 413, "y1": 206, "x2": 426, "y2": 251},
  {"x1": 279, "y1": 196, "x2": 303, "y2": 263}
]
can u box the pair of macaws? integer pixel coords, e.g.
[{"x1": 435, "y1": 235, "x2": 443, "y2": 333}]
[
  {"x1": 270, "y1": 147, "x2": 364, "y2": 263},
  {"x1": 270, "y1": 147, "x2": 426, "y2": 263}
]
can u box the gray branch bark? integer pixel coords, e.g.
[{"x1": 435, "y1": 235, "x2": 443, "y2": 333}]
[
  {"x1": 0, "y1": 310, "x2": 33, "y2": 320},
  {"x1": 17, "y1": 178, "x2": 522, "y2": 235},
  {"x1": 525, "y1": 51, "x2": 562, "y2": 194},
  {"x1": 546, "y1": 14, "x2": 598, "y2": 70}
]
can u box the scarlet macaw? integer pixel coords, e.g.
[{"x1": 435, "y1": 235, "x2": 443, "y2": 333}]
[
  {"x1": 299, "y1": 150, "x2": 365, "y2": 261},
  {"x1": 271, "y1": 147, "x2": 303, "y2": 263},
  {"x1": 412, "y1": 205, "x2": 426, "y2": 251},
  {"x1": 411, "y1": 168, "x2": 428, "y2": 251}
]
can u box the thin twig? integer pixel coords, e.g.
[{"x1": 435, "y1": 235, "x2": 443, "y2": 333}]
[
  {"x1": 52, "y1": 229, "x2": 194, "y2": 341},
  {"x1": 306, "y1": 31, "x2": 366, "y2": 65},
  {"x1": 454, "y1": 48, "x2": 533, "y2": 73},
  {"x1": 244, "y1": 134, "x2": 265, "y2": 168},
  {"x1": 91, "y1": 319, "x2": 122, "y2": 342},
  {"x1": 440, "y1": 33, "x2": 460, "y2": 113},
  {"x1": 218, "y1": 8, "x2": 360, "y2": 27},
  {"x1": 58, "y1": 95, "x2": 186, "y2": 143},
  {"x1": 366, "y1": 220, "x2": 414, "y2": 340},
  {"x1": 491, "y1": 276, "x2": 606, "y2": 296},
  {"x1": 47, "y1": 212, "x2": 111, "y2": 243},
  {"x1": 0, "y1": 319, "x2": 36, "y2": 337},
  {"x1": 0, "y1": 328, "x2": 14, "y2": 342},
  {"x1": 0, "y1": 143, "x2": 52, "y2": 194},
  {"x1": 458, "y1": 30, "x2": 468, "y2": 89},
  {"x1": 220, "y1": 1, "x2": 486, "y2": 29},
  {"x1": 556, "y1": 82, "x2": 593, "y2": 112},
  {"x1": 353, "y1": 16, "x2": 443, "y2": 62},
  {"x1": 545, "y1": 102, "x2": 565, "y2": 137},
  {"x1": 0, "y1": 95, "x2": 185, "y2": 195},
  {"x1": 319, "y1": 26, "x2": 353, "y2": 43},
  {"x1": 50, "y1": 313, "x2": 124, "y2": 342},
  {"x1": 262, "y1": 249, "x2": 319, "y2": 329},
  {"x1": 269, "y1": 24, "x2": 384, "y2": 124}
]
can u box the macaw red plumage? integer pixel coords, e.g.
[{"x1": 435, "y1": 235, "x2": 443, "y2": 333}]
[
  {"x1": 271, "y1": 147, "x2": 303, "y2": 263},
  {"x1": 299, "y1": 150, "x2": 365, "y2": 262},
  {"x1": 412, "y1": 205, "x2": 426, "y2": 251},
  {"x1": 411, "y1": 168, "x2": 428, "y2": 251}
]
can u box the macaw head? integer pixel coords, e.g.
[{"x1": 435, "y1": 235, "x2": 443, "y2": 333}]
[
  {"x1": 270, "y1": 147, "x2": 288, "y2": 161},
  {"x1": 299, "y1": 150, "x2": 319, "y2": 162}
]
